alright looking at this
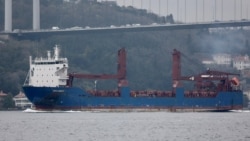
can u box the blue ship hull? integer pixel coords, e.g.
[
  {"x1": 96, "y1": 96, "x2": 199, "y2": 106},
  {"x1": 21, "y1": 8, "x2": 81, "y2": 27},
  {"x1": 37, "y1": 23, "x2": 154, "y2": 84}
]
[{"x1": 22, "y1": 86, "x2": 243, "y2": 111}]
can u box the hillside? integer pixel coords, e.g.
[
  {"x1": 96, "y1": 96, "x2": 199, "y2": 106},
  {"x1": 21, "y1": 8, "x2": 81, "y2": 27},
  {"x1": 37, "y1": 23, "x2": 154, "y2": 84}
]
[{"x1": 0, "y1": 0, "x2": 250, "y2": 98}]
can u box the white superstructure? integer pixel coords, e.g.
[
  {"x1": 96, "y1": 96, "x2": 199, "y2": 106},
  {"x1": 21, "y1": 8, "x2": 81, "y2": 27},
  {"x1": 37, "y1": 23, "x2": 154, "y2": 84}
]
[{"x1": 25, "y1": 45, "x2": 69, "y2": 87}]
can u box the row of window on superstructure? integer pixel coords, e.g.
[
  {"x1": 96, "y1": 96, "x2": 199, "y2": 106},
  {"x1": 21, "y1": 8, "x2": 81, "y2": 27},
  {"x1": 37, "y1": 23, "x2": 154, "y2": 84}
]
[
  {"x1": 36, "y1": 80, "x2": 54, "y2": 83},
  {"x1": 35, "y1": 74, "x2": 57, "y2": 77},
  {"x1": 34, "y1": 61, "x2": 64, "y2": 65},
  {"x1": 32, "y1": 67, "x2": 59, "y2": 71}
]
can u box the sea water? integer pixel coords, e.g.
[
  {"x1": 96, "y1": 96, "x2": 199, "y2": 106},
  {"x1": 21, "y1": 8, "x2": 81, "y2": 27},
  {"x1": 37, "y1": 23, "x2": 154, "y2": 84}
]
[{"x1": 0, "y1": 110, "x2": 249, "y2": 141}]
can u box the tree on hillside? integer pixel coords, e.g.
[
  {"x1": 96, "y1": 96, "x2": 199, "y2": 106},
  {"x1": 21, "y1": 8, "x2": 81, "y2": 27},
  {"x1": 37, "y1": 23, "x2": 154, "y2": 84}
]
[
  {"x1": 166, "y1": 14, "x2": 174, "y2": 24},
  {"x1": 2, "y1": 94, "x2": 15, "y2": 109}
]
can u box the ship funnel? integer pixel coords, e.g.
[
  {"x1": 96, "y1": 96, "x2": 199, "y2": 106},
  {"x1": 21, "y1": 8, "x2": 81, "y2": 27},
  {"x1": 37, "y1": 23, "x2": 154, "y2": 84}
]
[{"x1": 54, "y1": 45, "x2": 60, "y2": 60}]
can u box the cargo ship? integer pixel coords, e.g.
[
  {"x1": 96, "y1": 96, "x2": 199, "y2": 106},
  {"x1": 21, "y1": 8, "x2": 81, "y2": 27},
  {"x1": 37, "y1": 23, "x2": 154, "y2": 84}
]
[{"x1": 22, "y1": 45, "x2": 243, "y2": 111}]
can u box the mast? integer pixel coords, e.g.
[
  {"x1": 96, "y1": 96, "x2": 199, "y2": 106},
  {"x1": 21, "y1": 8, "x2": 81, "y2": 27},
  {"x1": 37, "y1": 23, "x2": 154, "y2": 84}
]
[
  {"x1": 172, "y1": 49, "x2": 181, "y2": 88},
  {"x1": 54, "y1": 45, "x2": 60, "y2": 60}
]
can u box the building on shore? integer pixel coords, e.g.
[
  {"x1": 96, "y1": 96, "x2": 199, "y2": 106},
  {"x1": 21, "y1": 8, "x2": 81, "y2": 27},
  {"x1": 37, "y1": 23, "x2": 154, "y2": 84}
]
[{"x1": 13, "y1": 92, "x2": 32, "y2": 109}]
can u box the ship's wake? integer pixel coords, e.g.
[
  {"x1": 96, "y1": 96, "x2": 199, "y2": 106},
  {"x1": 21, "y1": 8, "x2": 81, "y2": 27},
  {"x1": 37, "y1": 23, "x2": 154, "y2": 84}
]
[
  {"x1": 23, "y1": 108, "x2": 82, "y2": 113},
  {"x1": 230, "y1": 110, "x2": 250, "y2": 113}
]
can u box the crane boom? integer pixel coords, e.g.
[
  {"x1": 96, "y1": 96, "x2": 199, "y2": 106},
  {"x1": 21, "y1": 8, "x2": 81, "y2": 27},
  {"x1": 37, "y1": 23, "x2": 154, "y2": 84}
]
[
  {"x1": 172, "y1": 49, "x2": 240, "y2": 91},
  {"x1": 66, "y1": 48, "x2": 127, "y2": 87}
]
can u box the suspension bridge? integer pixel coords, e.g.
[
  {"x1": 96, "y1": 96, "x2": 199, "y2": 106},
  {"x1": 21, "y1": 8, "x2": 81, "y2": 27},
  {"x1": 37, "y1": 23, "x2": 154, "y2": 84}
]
[{"x1": 1, "y1": 0, "x2": 250, "y2": 40}]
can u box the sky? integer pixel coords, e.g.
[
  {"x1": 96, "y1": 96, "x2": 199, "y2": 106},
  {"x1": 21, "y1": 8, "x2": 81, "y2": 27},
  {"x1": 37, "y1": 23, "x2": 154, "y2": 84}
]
[{"x1": 99, "y1": 0, "x2": 250, "y2": 23}]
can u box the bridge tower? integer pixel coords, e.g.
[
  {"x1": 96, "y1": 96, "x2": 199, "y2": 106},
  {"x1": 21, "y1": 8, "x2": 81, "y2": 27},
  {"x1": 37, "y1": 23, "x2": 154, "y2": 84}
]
[
  {"x1": 33, "y1": 0, "x2": 40, "y2": 30},
  {"x1": 4, "y1": 0, "x2": 40, "y2": 32},
  {"x1": 4, "y1": 0, "x2": 12, "y2": 32}
]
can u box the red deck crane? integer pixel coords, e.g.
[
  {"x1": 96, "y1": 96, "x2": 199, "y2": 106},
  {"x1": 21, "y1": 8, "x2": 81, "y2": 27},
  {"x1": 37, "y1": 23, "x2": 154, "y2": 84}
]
[
  {"x1": 172, "y1": 49, "x2": 240, "y2": 92},
  {"x1": 66, "y1": 48, "x2": 128, "y2": 88}
]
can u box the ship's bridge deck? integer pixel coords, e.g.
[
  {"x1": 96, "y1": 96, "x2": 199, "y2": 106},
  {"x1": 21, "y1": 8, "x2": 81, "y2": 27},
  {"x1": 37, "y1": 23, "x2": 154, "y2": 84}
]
[{"x1": 33, "y1": 57, "x2": 68, "y2": 65}]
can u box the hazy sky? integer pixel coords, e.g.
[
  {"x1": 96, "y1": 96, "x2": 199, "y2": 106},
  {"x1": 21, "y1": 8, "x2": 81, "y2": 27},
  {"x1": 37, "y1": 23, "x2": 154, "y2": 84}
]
[{"x1": 99, "y1": 0, "x2": 250, "y2": 23}]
